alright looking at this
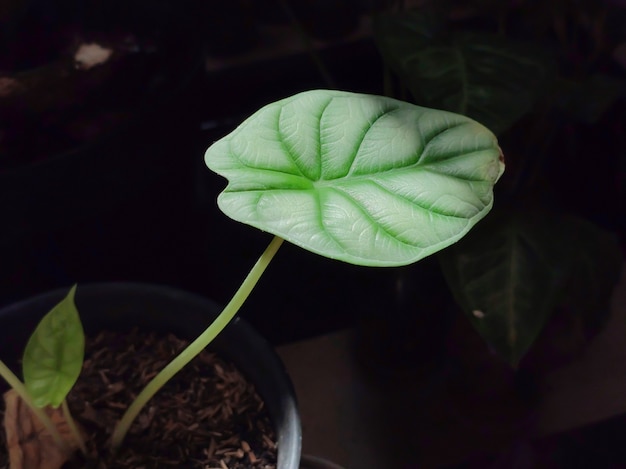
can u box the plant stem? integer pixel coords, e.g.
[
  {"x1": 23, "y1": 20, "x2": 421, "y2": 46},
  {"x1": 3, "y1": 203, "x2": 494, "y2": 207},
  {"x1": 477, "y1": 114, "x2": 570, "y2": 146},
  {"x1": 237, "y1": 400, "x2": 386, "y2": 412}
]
[
  {"x1": 0, "y1": 360, "x2": 69, "y2": 453},
  {"x1": 62, "y1": 399, "x2": 87, "y2": 455},
  {"x1": 111, "y1": 235, "x2": 285, "y2": 450}
]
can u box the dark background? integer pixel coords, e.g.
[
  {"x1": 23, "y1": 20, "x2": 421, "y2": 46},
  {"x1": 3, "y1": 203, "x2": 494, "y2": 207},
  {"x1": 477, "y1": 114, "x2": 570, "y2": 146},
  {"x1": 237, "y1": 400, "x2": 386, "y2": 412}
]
[
  {"x1": 0, "y1": 1, "x2": 431, "y2": 345},
  {"x1": 2, "y1": 2, "x2": 626, "y2": 467},
  {"x1": 1, "y1": 0, "x2": 624, "y2": 349}
]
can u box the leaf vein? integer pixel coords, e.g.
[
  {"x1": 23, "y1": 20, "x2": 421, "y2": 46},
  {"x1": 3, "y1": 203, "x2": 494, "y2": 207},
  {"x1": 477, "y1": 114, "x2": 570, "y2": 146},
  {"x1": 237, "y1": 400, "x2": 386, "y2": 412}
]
[
  {"x1": 277, "y1": 105, "x2": 309, "y2": 178},
  {"x1": 344, "y1": 107, "x2": 400, "y2": 178},
  {"x1": 328, "y1": 188, "x2": 423, "y2": 249}
]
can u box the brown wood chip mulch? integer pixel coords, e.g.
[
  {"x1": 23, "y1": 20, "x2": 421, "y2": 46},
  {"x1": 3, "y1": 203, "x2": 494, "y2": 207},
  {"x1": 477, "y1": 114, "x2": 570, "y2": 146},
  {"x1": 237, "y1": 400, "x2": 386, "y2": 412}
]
[{"x1": 1, "y1": 329, "x2": 278, "y2": 469}]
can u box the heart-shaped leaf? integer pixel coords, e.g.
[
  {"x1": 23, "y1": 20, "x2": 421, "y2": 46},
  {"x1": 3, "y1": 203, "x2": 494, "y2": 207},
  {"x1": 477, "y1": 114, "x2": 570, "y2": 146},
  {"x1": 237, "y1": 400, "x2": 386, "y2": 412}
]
[
  {"x1": 439, "y1": 211, "x2": 622, "y2": 366},
  {"x1": 373, "y1": 10, "x2": 555, "y2": 134},
  {"x1": 205, "y1": 90, "x2": 504, "y2": 266},
  {"x1": 23, "y1": 285, "x2": 85, "y2": 408}
]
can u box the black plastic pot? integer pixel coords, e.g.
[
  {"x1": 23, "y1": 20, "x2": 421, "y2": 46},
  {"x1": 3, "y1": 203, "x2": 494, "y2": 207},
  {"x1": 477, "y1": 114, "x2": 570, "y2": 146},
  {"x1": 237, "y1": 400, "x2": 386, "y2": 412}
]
[{"x1": 0, "y1": 282, "x2": 302, "y2": 468}]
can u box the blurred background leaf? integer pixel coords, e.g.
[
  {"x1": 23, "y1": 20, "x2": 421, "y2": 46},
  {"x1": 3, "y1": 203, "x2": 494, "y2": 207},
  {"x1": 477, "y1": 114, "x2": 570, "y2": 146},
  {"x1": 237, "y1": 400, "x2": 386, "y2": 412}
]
[
  {"x1": 373, "y1": 9, "x2": 556, "y2": 134},
  {"x1": 439, "y1": 210, "x2": 622, "y2": 366}
]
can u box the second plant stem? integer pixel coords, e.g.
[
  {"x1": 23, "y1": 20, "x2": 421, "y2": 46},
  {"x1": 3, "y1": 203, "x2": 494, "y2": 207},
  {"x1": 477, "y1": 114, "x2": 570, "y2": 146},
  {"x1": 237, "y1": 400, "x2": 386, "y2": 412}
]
[
  {"x1": 111, "y1": 235, "x2": 285, "y2": 450},
  {"x1": 62, "y1": 399, "x2": 87, "y2": 455}
]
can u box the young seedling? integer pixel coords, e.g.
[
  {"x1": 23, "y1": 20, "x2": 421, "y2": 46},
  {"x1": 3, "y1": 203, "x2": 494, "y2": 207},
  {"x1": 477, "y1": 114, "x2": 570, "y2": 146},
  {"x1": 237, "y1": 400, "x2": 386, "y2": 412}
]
[
  {"x1": 1, "y1": 90, "x2": 504, "y2": 460},
  {"x1": 0, "y1": 285, "x2": 87, "y2": 456},
  {"x1": 113, "y1": 89, "x2": 504, "y2": 447}
]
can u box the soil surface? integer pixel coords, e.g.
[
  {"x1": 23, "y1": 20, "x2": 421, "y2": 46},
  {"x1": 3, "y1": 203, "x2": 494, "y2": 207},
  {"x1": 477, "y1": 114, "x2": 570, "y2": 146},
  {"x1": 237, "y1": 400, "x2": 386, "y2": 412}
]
[{"x1": 1, "y1": 329, "x2": 278, "y2": 468}]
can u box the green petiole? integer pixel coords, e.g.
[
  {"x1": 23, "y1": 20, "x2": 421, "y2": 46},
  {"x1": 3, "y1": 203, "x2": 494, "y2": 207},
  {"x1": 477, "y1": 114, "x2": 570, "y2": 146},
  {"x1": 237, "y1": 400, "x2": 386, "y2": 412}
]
[
  {"x1": 62, "y1": 399, "x2": 87, "y2": 455},
  {"x1": 110, "y1": 235, "x2": 284, "y2": 449}
]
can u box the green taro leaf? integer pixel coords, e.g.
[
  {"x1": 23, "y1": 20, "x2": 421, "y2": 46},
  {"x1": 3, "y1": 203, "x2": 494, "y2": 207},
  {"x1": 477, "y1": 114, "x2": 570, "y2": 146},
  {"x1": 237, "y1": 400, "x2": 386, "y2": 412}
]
[
  {"x1": 439, "y1": 211, "x2": 622, "y2": 366},
  {"x1": 23, "y1": 285, "x2": 85, "y2": 408},
  {"x1": 439, "y1": 212, "x2": 563, "y2": 366},
  {"x1": 373, "y1": 10, "x2": 555, "y2": 134},
  {"x1": 205, "y1": 90, "x2": 504, "y2": 267}
]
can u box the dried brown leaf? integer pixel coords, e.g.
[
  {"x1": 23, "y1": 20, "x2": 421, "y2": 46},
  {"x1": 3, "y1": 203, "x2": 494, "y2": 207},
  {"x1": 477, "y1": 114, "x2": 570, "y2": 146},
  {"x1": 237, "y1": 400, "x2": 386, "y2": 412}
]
[{"x1": 3, "y1": 390, "x2": 83, "y2": 469}]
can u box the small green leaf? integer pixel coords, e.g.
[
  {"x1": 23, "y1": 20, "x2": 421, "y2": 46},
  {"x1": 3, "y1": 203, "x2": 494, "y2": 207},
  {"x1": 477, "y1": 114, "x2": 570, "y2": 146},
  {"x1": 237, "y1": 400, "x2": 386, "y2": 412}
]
[
  {"x1": 206, "y1": 90, "x2": 504, "y2": 267},
  {"x1": 23, "y1": 285, "x2": 85, "y2": 408},
  {"x1": 373, "y1": 10, "x2": 555, "y2": 134}
]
